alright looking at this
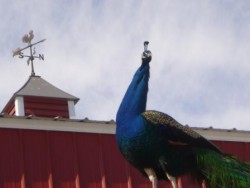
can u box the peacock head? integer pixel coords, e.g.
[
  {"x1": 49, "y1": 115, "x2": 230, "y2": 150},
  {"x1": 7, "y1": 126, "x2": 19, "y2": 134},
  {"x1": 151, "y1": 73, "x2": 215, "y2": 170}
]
[{"x1": 142, "y1": 41, "x2": 152, "y2": 64}]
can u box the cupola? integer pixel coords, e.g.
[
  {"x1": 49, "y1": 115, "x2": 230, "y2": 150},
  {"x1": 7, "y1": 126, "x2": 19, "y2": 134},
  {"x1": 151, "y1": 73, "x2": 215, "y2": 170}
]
[
  {"x1": 1, "y1": 30, "x2": 79, "y2": 119},
  {"x1": 1, "y1": 75, "x2": 79, "y2": 118}
]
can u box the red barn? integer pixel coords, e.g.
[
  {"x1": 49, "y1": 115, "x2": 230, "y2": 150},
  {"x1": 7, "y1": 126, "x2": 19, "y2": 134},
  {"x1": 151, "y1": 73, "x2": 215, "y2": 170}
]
[{"x1": 1, "y1": 74, "x2": 250, "y2": 188}]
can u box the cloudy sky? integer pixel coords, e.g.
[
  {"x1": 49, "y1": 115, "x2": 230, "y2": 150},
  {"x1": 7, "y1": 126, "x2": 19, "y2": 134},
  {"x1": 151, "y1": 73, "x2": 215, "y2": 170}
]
[{"x1": 1, "y1": 0, "x2": 250, "y2": 130}]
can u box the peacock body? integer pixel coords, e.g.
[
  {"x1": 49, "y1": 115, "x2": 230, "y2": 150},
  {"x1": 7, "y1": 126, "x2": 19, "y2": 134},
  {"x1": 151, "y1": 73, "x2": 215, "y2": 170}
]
[{"x1": 116, "y1": 42, "x2": 250, "y2": 188}]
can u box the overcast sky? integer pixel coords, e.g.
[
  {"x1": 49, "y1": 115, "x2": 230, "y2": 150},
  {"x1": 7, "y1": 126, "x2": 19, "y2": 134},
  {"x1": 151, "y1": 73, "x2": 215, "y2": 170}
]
[{"x1": 1, "y1": 0, "x2": 250, "y2": 130}]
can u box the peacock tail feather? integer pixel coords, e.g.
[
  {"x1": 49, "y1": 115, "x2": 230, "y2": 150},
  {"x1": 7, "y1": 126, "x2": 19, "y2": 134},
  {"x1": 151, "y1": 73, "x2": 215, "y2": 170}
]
[{"x1": 196, "y1": 149, "x2": 250, "y2": 188}]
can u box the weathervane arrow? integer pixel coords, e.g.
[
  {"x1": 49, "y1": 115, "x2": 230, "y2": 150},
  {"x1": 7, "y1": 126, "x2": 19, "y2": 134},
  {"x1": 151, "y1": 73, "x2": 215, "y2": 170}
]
[{"x1": 12, "y1": 30, "x2": 46, "y2": 76}]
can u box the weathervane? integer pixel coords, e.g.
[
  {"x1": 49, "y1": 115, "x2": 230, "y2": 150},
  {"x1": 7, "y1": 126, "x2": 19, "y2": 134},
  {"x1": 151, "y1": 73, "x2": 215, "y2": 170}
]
[{"x1": 12, "y1": 30, "x2": 46, "y2": 76}]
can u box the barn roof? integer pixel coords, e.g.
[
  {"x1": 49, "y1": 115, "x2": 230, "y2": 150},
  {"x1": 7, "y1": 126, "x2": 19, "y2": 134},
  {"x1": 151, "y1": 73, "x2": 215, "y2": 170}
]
[{"x1": 0, "y1": 115, "x2": 250, "y2": 142}]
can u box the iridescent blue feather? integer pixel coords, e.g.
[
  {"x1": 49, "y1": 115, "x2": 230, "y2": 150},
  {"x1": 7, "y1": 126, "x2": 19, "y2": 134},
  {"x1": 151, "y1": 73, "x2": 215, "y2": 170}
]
[{"x1": 116, "y1": 46, "x2": 250, "y2": 188}]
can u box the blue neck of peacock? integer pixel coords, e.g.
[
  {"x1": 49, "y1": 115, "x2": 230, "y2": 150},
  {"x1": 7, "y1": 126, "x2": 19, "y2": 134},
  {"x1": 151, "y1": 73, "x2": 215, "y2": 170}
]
[{"x1": 116, "y1": 63, "x2": 150, "y2": 124}]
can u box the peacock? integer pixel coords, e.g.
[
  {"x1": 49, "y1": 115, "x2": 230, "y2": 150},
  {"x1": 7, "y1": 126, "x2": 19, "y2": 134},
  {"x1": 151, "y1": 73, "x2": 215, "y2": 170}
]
[{"x1": 116, "y1": 41, "x2": 250, "y2": 188}]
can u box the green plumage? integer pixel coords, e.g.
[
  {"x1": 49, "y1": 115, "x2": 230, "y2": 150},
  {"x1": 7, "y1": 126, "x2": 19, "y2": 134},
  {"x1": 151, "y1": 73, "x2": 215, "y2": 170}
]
[
  {"x1": 143, "y1": 111, "x2": 250, "y2": 188},
  {"x1": 196, "y1": 150, "x2": 250, "y2": 188}
]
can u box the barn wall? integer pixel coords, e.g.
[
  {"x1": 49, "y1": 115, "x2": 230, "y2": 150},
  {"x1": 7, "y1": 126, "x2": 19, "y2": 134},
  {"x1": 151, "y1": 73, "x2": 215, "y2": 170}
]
[
  {"x1": 212, "y1": 140, "x2": 250, "y2": 162},
  {"x1": 0, "y1": 128, "x2": 249, "y2": 188}
]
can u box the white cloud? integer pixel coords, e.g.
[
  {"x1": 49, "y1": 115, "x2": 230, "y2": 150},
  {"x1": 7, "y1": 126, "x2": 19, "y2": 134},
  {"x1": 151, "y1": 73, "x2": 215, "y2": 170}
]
[{"x1": 1, "y1": 0, "x2": 250, "y2": 130}]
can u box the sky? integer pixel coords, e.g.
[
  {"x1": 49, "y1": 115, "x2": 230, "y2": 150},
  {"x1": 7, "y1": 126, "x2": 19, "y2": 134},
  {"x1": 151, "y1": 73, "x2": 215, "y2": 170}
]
[{"x1": 1, "y1": 0, "x2": 250, "y2": 130}]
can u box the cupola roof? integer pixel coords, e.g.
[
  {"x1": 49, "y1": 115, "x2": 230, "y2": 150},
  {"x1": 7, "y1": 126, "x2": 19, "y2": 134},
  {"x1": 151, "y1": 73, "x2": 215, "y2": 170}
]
[{"x1": 15, "y1": 75, "x2": 79, "y2": 102}]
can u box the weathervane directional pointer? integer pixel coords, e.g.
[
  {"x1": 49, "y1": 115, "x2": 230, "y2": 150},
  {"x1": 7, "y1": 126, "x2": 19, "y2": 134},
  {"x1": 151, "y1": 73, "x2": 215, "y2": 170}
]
[{"x1": 12, "y1": 30, "x2": 46, "y2": 76}]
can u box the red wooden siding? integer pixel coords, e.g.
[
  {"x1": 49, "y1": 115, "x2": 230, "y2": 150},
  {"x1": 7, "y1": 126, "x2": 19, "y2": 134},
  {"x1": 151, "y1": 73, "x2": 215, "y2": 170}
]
[
  {"x1": 212, "y1": 140, "x2": 250, "y2": 162},
  {"x1": 24, "y1": 97, "x2": 69, "y2": 118},
  {"x1": 4, "y1": 102, "x2": 15, "y2": 116},
  {"x1": 0, "y1": 129, "x2": 24, "y2": 188},
  {"x1": 0, "y1": 128, "x2": 249, "y2": 188}
]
